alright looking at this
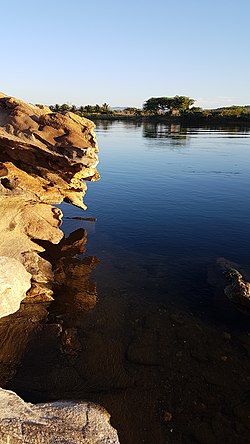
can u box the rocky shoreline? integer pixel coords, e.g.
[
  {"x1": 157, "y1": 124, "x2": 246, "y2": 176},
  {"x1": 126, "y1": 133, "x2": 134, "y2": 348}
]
[{"x1": 0, "y1": 93, "x2": 119, "y2": 443}]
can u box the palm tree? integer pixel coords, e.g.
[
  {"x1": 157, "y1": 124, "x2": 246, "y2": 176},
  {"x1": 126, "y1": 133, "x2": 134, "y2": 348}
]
[{"x1": 102, "y1": 103, "x2": 110, "y2": 113}]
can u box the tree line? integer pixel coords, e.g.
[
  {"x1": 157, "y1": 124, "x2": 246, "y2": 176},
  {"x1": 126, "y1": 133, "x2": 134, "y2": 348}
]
[
  {"x1": 49, "y1": 102, "x2": 112, "y2": 115},
  {"x1": 48, "y1": 96, "x2": 250, "y2": 120}
]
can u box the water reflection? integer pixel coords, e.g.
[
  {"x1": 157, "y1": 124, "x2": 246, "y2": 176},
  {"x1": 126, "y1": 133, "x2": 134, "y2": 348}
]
[
  {"x1": 41, "y1": 228, "x2": 99, "y2": 324},
  {"x1": 143, "y1": 122, "x2": 189, "y2": 145},
  {"x1": 95, "y1": 118, "x2": 250, "y2": 139},
  {"x1": 0, "y1": 228, "x2": 98, "y2": 391}
]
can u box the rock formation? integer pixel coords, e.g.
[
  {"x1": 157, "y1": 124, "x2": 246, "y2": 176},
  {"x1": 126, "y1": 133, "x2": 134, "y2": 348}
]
[
  {"x1": 0, "y1": 92, "x2": 100, "y2": 310},
  {"x1": 0, "y1": 92, "x2": 99, "y2": 208},
  {"x1": 0, "y1": 388, "x2": 119, "y2": 443}
]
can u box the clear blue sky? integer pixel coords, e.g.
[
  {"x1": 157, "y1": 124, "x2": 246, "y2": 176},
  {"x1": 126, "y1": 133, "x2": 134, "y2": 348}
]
[{"x1": 1, "y1": 0, "x2": 250, "y2": 109}]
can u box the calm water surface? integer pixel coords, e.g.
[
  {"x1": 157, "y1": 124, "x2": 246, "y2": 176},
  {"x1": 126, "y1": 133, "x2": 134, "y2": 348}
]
[{"x1": 61, "y1": 121, "x2": 250, "y2": 325}]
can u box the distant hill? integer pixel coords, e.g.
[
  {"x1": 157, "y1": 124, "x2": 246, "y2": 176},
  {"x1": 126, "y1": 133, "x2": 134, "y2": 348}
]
[{"x1": 110, "y1": 107, "x2": 127, "y2": 111}]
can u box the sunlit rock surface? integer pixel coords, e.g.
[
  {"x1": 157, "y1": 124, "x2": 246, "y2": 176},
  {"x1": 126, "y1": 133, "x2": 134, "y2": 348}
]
[
  {"x1": 0, "y1": 257, "x2": 31, "y2": 318},
  {"x1": 0, "y1": 92, "x2": 100, "y2": 311},
  {"x1": 0, "y1": 92, "x2": 99, "y2": 208},
  {"x1": 0, "y1": 388, "x2": 119, "y2": 444}
]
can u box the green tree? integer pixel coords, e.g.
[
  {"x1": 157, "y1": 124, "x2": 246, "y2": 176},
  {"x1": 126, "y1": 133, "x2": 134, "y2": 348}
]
[
  {"x1": 78, "y1": 106, "x2": 85, "y2": 116},
  {"x1": 169, "y1": 96, "x2": 195, "y2": 115},
  {"x1": 220, "y1": 106, "x2": 245, "y2": 118},
  {"x1": 54, "y1": 103, "x2": 61, "y2": 113},
  {"x1": 143, "y1": 97, "x2": 163, "y2": 114},
  {"x1": 61, "y1": 103, "x2": 71, "y2": 112},
  {"x1": 143, "y1": 96, "x2": 195, "y2": 115},
  {"x1": 85, "y1": 105, "x2": 94, "y2": 113},
  {"x1": 101, "y1": 103, "x2": 110, "y2": 113}
]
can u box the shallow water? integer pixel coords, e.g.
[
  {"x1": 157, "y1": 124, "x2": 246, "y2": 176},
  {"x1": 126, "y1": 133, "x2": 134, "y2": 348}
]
[{"x1": 3, "y1": 122, "x2": 250, "y2": 443}]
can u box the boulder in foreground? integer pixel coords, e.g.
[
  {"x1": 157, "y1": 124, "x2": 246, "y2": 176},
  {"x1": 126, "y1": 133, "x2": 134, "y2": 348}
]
[{"x1": 0, "y1": 388, "x2": 119, "y2": 443}]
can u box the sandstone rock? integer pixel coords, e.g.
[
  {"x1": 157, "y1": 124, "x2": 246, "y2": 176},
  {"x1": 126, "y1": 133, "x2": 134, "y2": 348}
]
[
  {"x1": 0, "y1": 256, "x2": 31, "y2": 319},
  {"x1": 0, "y1": 388, "x2": 120, "y2": 443},
  {"x1": 0, "y1": 93, "x2": 100, "y2": 305},
  {"x1": 0, "y1": 93, "x2": 99, "y2": 209},
  {"x1": 0, "y1": 196, "x2": 63, "y2": 303}
]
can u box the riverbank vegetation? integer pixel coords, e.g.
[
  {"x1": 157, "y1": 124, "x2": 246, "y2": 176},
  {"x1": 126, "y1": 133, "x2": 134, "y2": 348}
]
[{"x1": 49, "y1": 96, "x2": 250, "y2": 123}]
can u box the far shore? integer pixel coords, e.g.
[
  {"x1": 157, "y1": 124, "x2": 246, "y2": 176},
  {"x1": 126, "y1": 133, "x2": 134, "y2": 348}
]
[{"x1": 87, "y1": 114, "x2": 250, "y2": 126}]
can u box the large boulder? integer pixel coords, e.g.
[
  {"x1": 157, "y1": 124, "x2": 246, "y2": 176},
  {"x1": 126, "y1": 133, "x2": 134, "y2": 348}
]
[{"x1": 0, "y1": 388, "x2": 119, "y2": 443}]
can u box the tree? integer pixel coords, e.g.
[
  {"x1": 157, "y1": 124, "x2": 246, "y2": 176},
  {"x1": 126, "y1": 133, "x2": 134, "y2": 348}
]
[
  {"x1": 54, "y1": 103, "x2": 61, "y2": 113},
  {"x1": 220, "y1": 106, "x2": 245, "y2": 118},
  {"x1": 61, "y1": 103, "x2": 71, "y2": 112},
  {"x1": 84, "y1": 105, "x2": 94, "y2": 113},
  {"x1": 170, "y1": 96, "x2": 195, "y2": 114},
  {"x1": 101, "y1": 103, "x2": 110, "y2": 113},
  {"x1": 143, "y1": 96, "x2": 195, "y2": 115},
  {"x1": 143, "y1": 97, "x2": 161, "y2": 114},
  {"x1": 78, "y1": 106, "x2": 85, "y2": 116}
]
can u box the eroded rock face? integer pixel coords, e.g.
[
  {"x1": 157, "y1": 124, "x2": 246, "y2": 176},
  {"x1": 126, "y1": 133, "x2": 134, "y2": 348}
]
[
  {"x1": 0, "y1": 388, "x2": 119, "y2": 444},
  {"x1": 0, "y1": 93, "x2": 100, "y2": 314},
  {"x1": 0, "y1": 93, "x2": 99, "y2": 209}
]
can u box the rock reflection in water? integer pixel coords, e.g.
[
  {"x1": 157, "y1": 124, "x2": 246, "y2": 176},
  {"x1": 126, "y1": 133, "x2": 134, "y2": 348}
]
[
  {"x1": 0, "y1": 228, "x2": 97, "y2": 392},
  {"x1": 41, "y1": 228, "x2": 99, "y2": 321}
]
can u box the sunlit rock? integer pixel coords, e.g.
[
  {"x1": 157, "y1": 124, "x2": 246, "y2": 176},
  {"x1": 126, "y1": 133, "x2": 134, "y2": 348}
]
[
  {"x1": 0, "y1": 93, "x2": 100, "y2": 305},
  {"x1": 0, "y1": 388, "x2": 120, "y2": 443},
  {"x1": 0, "y1": 93, "x2": 99, "y2": 209},
  {"x1": 0, "y1": 257, "x2": 31, "y2": 319}
]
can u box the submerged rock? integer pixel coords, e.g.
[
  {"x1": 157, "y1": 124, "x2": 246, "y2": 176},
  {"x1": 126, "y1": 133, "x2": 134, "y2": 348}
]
[
  {"x1": 0, "y1": 388, "x2": 119, "y2": 443},
  {"x1": 217, "y1": 257, "x2": 250, "y2": 309}
]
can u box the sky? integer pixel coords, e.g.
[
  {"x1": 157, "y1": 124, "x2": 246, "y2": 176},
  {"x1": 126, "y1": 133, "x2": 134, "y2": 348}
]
[{"x1": 1, "y1": 0, "x2": 250, "y2": 109}]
